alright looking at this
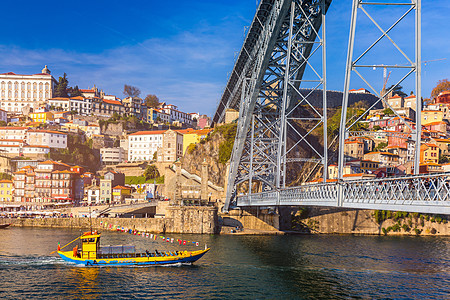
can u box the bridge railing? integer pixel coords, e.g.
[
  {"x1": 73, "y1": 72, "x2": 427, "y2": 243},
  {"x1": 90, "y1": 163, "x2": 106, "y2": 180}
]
[
  {"x1": 236, "y1": 173, "x2": 450, "y2": 214},
  {"x1": 342, "y1": 173, "x2": 450, "y2": 214}
]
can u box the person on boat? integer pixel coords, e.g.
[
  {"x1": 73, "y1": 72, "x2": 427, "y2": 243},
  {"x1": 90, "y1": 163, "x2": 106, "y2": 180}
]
[{"x1": 145, "y1": 250, "x2": 150, "y2": 257}]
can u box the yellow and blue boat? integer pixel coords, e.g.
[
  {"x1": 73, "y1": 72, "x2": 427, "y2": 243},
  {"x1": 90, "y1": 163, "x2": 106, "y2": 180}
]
[{"x1": 57, "y1": 231, "x2": 210, "y2": 266}]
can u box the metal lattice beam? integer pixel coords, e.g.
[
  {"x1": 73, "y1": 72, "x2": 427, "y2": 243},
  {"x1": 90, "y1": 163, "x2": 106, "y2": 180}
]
[
  {"x1": 222, "y1": 0, "x2": 331, "y2": 212},
  {"x1": 338, "y1": 0, "x2": 422, "y2": 180}
]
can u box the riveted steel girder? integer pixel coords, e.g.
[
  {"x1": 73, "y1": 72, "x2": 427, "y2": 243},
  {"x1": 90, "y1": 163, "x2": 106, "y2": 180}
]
[{"x1": 222, "y1": 0, "x2": 331, "y2": 212}]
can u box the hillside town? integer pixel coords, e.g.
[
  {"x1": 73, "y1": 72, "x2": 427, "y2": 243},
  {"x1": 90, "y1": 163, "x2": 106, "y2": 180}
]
[
  {"x1": 0, "y1": 66, "x2": 449, "y2": 216},
  {"x1": 333, "y1": 87, "x2": 450, "y2": 180},
  {"x1": 0, "y1": 66, "x2": 226, "y2": 215}
]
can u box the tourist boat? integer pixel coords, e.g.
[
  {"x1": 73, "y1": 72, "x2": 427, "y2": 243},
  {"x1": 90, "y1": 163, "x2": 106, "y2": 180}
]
[
  {"x1": 0, "y1": 223, "x2": 11, "y2": 229},
  {"x1": 57, "y1": 231, "x2": 210, "y2": 266}
]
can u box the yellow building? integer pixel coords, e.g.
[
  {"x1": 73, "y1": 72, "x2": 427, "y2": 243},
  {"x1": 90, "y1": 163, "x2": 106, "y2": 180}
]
[
  {"x1": 177, "y1": 128, "x2": 213, "y2": 154},
  {"x1": 29, "y1": 112, "x2": 54, "y2": 124},
  {"x1": 112, "y1": 185, "x2": 131, "y2": 203},
  {"x1": 360, "y1": 160, "x2": 380, "y2": 172},
  {"x1": 420, "y1": 143, "x2": 439, "y2": 164},
  {"x1": 0, "y1": 179, "x2": 13, "y2": 202},
  {"x1": 432, "y1": 138, "x2": 450, "y2": 156},
  {"x1": 422, "y1": 110, "x2": 443, "y2": 126}
]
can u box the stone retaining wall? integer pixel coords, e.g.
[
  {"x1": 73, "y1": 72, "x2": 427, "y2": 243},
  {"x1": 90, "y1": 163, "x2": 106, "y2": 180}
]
[
  {"x1": 298, "y1": 208, "x2": 449, "y2": 236},
  {"x1": 5, "y1": 206, "x2": 219, "y2": 234},
  {"x1": 220, "y1": 208, "x2": 280, "y2": 232}
]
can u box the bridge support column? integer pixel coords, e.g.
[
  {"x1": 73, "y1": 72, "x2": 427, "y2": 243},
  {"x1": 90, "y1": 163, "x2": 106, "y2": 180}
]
[{"x1": 221, "y1": 0, "x2": 331, "y2": 211}]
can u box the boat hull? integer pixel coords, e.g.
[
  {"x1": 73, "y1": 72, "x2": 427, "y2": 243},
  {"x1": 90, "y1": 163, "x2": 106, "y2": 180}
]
[{"x1": 58, "y1": 249, "x2": 210, "y2": 266}]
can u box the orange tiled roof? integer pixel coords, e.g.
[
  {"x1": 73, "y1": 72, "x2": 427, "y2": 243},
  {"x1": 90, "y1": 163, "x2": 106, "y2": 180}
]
[
  {"x1": 103, "y1": 99, "x2": 122, "y2": 105},
  {"x1": 113, "y1": 185, "x2": 131, "y2": 190},
  {"x1": 129, "y1": 130, "x2": 167, "y2": 136},
  {"x1": 27, "y1": 129, "x2": 67, "y2": 135},
  {"x1": 0, "y1": 126, "x2": 27, "y2": 130}
]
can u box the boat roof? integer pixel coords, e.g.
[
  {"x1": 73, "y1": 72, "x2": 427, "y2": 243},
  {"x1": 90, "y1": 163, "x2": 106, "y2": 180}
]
[{"x1": 80, "y1": 231, "x2": 101, "y2": 239}]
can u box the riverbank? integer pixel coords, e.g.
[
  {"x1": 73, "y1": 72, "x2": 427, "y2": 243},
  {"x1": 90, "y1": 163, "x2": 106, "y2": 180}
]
[
  {"x1": 293, "y1": 207, "x2": 450, "y2": 236},
  {"x1": 4, "y1": 206, "x2": 449, "y2": 236},
  {"x1": 3, "y1": 205, "x2": 219, "y2": 234}
]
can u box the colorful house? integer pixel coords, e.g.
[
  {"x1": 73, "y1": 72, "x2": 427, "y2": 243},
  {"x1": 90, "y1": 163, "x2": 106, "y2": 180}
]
[
  {"x1": 29, "y1": 111, "x2": 54, "y2": 124},
  {"x1": 0, "y1": 179, "x2": 13, "y2": 202},
  {"x1": 422, "y1": 110, "x2": 443, "y2": 126},
  {"x1": 112, "y1": 185, "x2": 132, "y2": 203},
  {"x1": 420, "y1": 143, "x2": 439, "y2": 164},
  {"x1": 177, "y1": 128, "x2": 213, "y2": 154}
]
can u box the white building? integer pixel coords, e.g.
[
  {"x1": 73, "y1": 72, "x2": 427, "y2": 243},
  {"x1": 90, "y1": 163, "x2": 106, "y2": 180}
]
[
  {"x1": 0, "y1": 127, "x2": 28, "y2": 140},
  {"x1": 26, "y1": 130, "x2": 67, "y2": 149},
  {"x1": 70, "y1": 96, "x2": 93, "y2": 115},
  {"x1": 48, "y1": 98, "x2": 70, "y2": 111},
  {"x1": 0, "y1": 66, "x2": 56, "y2": 113},
  {"x1": 0, "y1": 139, "x2": 23, "y2": 146},
  {"x1": 80, "y1": 124, "x2": 100, "y2": 137},
  {"x1": 0, "y1": 144, "x2": 49, "y2": 156},
  {"x1": 100, "y1": 147, "x2": 126, "y2": 165},
  {"x1": 161, "y1": 105, "x2": 193, "y2": 126},
  {"x1": 86, "y1": 185, "x2": 101, "y2": 205},
  {"x1": 128, "y1": 130, "x2": 165, "y2": 161}
]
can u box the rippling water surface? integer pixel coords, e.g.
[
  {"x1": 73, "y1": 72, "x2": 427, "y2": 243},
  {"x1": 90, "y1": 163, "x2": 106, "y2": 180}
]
[{"x1": 0, "y1": 227, "x2": 449, "y2": 299}]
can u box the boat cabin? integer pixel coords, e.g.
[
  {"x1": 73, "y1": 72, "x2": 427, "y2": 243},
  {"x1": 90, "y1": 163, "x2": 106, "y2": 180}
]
[{"x1": 80, "y1": 231, "x2": 100, "y2": 259}]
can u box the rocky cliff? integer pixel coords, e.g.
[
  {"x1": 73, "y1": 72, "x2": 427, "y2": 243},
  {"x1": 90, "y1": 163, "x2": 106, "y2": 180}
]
[{"x1": 181, "y1": 124, "x2": 235, "y2": 188}]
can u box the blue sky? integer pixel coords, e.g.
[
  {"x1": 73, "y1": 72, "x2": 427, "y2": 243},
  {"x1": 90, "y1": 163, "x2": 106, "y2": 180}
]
[{"x1": 0, "y1": 0, "x2": 448, "y2": 116}]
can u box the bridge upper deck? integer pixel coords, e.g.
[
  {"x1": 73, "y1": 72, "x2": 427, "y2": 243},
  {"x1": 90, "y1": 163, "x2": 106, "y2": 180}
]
[{"x1": 236, "y1": 172, "x2": 450, "y2": 215}]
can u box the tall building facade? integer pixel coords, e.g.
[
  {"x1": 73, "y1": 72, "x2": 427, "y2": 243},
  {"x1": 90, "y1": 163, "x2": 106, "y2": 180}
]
[
  {"x1": 0, "y1": 66, "x2": 56, "y2": 113},
  {"x1": 128, "y1": 130, "x2": 165, "y2": 161}
]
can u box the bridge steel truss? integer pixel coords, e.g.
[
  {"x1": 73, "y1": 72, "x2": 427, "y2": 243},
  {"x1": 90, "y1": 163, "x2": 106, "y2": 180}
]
[
  {"x1": 338, "y1": 0, "x2": 422, "y2": 178},
  {"x1": 219, "y1": 0, "x2": 332, "y2": 212},
  {"x1": 237, "y1": 172, "x2": 450, "y2": 215}
]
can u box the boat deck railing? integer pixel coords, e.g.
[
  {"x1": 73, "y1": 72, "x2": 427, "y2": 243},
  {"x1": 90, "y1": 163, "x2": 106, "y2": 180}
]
[{"x1": 96, "y1": 250, "x2": 181, "y2": 259}]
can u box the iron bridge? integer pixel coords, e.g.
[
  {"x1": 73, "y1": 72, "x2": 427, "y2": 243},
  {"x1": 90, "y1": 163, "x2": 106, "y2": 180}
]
[
  {"x1": 213, "y1": 0, "x2": 449, "y2": 215},
  {"x1": 237, "y1": 172, "x2": 450, "y2": 215}
]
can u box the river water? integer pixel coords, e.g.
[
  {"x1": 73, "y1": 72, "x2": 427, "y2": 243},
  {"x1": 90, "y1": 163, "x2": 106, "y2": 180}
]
[{"x1": 0, "y1": 227, "x2": 448, "y2": 299}]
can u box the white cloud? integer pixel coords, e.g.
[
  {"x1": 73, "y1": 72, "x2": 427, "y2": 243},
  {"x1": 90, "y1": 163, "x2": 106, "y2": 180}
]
[{"x1": 0, "y1": 27, "x2": 236, "y2": 115}]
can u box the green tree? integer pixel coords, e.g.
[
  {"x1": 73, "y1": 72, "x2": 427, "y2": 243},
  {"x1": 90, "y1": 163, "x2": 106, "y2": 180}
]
[
  {"x1": 144, "y1": 94, "x2": 160, "y2": 108},
  {"x1": 123, "y1": 84, "x2": 141, "y2": 98},
  {"x1": 387, "y1": 84, "x2": 407, "y2": 98},
  {"x1": 217, "y1": 123, "x2": 238, "y2": 164},
  {"x1": 439, "y1": 155, "x2": 449, "y2": 164},
  {"x1": 68, "y1": 85, "x2": 82, "y2": 97},
  {"x1": 143, "y1": 165, "x2": 160, "y2": 180},
  {"x1": 383, "y1": 108, "x2": 394, "y2": 115},
  {"x1": 54, "y1": 73, "x2": 69, "y2": 97},
  {"x1": 431, "y1": 79, "x2": 450, "y2": 99},
  {"x1": 374, "y1": 142, "x2": 388, "y2": 151},
  {"x1": 113, "y1": 138, "x2": 120, "y2": 147}
]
